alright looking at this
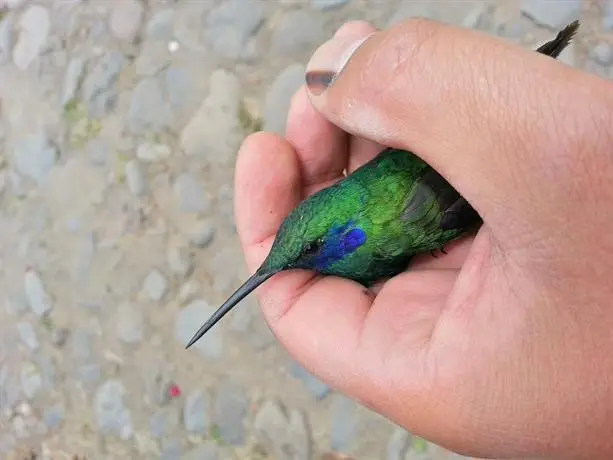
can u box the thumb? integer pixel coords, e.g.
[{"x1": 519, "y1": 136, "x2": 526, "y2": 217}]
[{"x1": 304, "y1": 19, "x2": 612, "y2": 239}]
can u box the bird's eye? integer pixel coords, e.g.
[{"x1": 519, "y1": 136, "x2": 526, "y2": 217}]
[{"x1": 303, "y1": 238, "x2": 323, "y2": 256}]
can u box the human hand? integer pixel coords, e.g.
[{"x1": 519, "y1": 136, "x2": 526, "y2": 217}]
[{"x1": 233, "y1": 18, "x2": 613, "y2": 460}]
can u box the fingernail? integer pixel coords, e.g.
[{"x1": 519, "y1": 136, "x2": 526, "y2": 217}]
[{"x1": 305, "y1": 33, "x2": 374, "y2": 96}]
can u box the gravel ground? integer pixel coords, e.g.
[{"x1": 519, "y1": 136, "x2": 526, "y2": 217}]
[{"x1": 0, "y1": 0, "x2": 609, "y2": 459}]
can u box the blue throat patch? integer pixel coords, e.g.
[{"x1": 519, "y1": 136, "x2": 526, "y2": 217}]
[{"x1": 312, "y1": 222, "x2": 367, "y2": 270}]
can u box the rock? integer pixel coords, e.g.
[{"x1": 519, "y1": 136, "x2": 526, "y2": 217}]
[
  {"x1": 0, "y1": 14, "x2": 13, "y2": 65},
  {"x1": 71, "y1": 329, "x2": 92, "y2": 361},
  {"x1": 173, "y1": 173, "x2": 210, "y2": 214},
  {"x1": 386, "y1": 1, "x2": 481, "y2": 27},
  {"x1": 23, "y1": 270, "x2": 52, "y2": 316},
  {"x1": 149, "y1": 410, "x2": 166, "y2": 438},
  {"x1": 0, "y1": 364, "x2": 22, "y2": 411},
  {"x1": 520, "y1": 0, "x2": 582, "y2": 29},
  {"x1": 17, "y1": 322, "x2": 39, "y2": 351},
  {"x1": 142, "y1": 269, "x2": 169, "y2": 302},
  {"x1": 116, "y1": 303, "x2": 144, "y2": 344},
  {"x1": 87, "y1": 136, "x2": 110, "y2": 166},
  {"x1": 128, "y1": 77, "x2": 172, "y2": 134},
  {"x1": 94, "y1": 380, "x2": 133, "y2": 439},
  {"x1": 264, "y1": 64, "x2": 305, "y2": 135},
  {"x1": 330, "y1": 395, "x2": 357, "y2": 452},
  {"x1": 178, "y1": 280, "x2": 199, "y2": 303},
  {"x1": 204, "y1": 0, "x2": 264, "y2": 60},
  {"x1": 135, "y1": 41, "x2": 170, "y2": 77},
  {"x1": 387, "y1": 427, "x2": 411, "y2": 460},
  {"x1": 214, "y1": 382, "x2": 249, "y2": 445},
  {"x1": 136, "y1": 142, "x2": 171, "y2": 162},
  {"x1": 12, "y1": 5, "x2": 50, "y2": 70},
  {"x1": 43, "y1": 404, "x2": 64, "y2": 430},
  {"x1": 165, "y1": 66, "x2": 193, "y2": 109},
  {"x1": 50, "y1": 327, "x2": 69, "y2": 348},
  {"x1": 161, "y1": 439, "x2": 182, "y2": 460},
  {"x1": 591, "y1": 42, "x2": 613, "y2": 66},
  {"x1": 175, "y1": 299, "x2": 223, "y2": 359},
  {"x1": 462, "y1": 3, "x2": 487, "y2": 29},
  {"x1": 20, "y1": 363, "x2": 42, "y2": 399},
  {"x1": 125, "y1": 159, "x2": 146, "y2": 196},
  {"x1": 253, "y1": 399, "x2": 312, "y2": 460},
  {"x1": 109, "y1": 0, "x2": 144, "y2": 42},
  {"x1": 605, "y1": 1, "x2": 613, "y2": 30},
  {"x1": 81, "y1": 50, "x2": 123, "y2": 118},
  {"x1": 147, "y1": 8, "x2": 175, "y2": 40},
  {"x1": 167, "y1": 243, "x2": 193, "y2": 278},
  {"x1": 182, "y1": 443, "x2": 220, "y2": 460},
  {"x1": 288, "y1": 362, "x2": 330, "y2": 400},
  {"x1": 183, "y1": 390, "x2": 210, "y2": 435},
  {"x1": 61, "y1": 56, "x2": 86, "y2": 107},
  {"x1": 179, "y1": 69, "x2": 242, "y2": 162},
  {"x1": 5, "y1": 295, "x2": 28, "y2": 315},
  {"x1": 182, "y1": 219, "x2": 215, "y2": 248},
  {"x1": 310, "y1": 0, "x2": 349, "y2": 10},
  {"x1": 271, "y1": 11, "x2": 325, "y2": 54},
  {"x1": 12, "y1": 132, "x2": 58, "y2": 185},
  {"x1": 76, "y1": 364, "x2": 100, "y2": 383}
]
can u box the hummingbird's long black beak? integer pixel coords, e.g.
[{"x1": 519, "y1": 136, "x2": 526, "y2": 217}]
[{"x1": 185, "y1": 270, "x2": 274, "y2": 349}]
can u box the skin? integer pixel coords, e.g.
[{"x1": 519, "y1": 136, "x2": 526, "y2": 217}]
[{"x1": 234, "y1": 19, "x2": 613, "y2": 460}]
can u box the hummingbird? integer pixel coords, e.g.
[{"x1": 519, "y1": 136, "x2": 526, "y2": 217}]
[{"x1": 186, "y1": 20, "x2": 580, "y2": 349}]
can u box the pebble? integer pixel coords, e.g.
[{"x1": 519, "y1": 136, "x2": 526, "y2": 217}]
[
  {"x1": 81, "y1": 50, "x2": 124, "y2": 118},
  {"x1": 71, "y1": 329, "x2": 92, "y2": 361},
  {"x1": 17, "y1": 322, "x2": 39, "y2": 351},
  {"x1": 5, "y1": 295, "x2": 28, "y2": 315},
  {"x1": 253, "y1": 399, "x2": 312, "y2": 460},
  {"x1": 175, "y1": 299, "x2": 223, "y2": 358},
  {"x1": 0, "y1": 364, "x2": 22, "y2": 411},
  {"x1": 178, "y1": 280, "x2": 199, "y2": 303},
  {"x1": 147, "y1": 8, "x2": 175, "y2": 40},
  {"x1": 173, "y1": 173, "x2": 210, "y2": 214},
  {"x1": 520, "y1": 0, "x2": 582, "y2": 28},
  {"x1": 125, "y1": 159, "x2": 146, "y2": 196},
  {"x1": 179, "y1": 68, "x2": 241, "y2": 162},
  {"x1": 77, "y1": 364, "x2": 100, "y2": 383},
  {"x1": 271, "y1": 11, "x2": 325, "y2": 54},
  {"x1": 87, "y1": 136, "x2": 110, "y2": 166},
  {"x1": 116, "y1": 302, "x2": 144, "y2": 344},
  {"x1": 61, "y1": 56, "x2": 86, "y2": 107},
  {"x1": 12, "y1": 132, "x2": 58, "y2": 186},
  {"x1": 165, "y1": 66, "x2": 192, "y2": 109},
  {"x1": 142, "y1": 269, "x2": 169, "y2": 302},
  {"x1": 183, "y1": 390, "x2": 210, "y2": 435},
  {"x1": 136, "y1": 142, "x2": 171, "y2": 162},
  {"x1": 288, "y1": 362, "x2": 330, "y2": 400},
  {"x1": 0, "y1": 14, "x2": 13, "y2": 64},
  {"x1": 23, "y1": 270, "x2": 52, "y2": 316},
  {"x1": 204, "y1": 0, "x2": 264, "y2": 60},
  {"x1": 387, "y1": 427, "x2": 411, "y2": 460},
  {"x1": 94, "y1": 380, "x2": 133, "y2": 439},
  {"x1": 311, "y1": 0, "x2": 349, "y2": 10},
  {"x1": 183, "y1": 219, "x2": 215, "y2": 248},
  {"x1": 50, "y1": 327, "x2": 69, "y2": 348},
  {"x1": 591, "y1": 42, "x2": 613, "y2": 66},
  {"x1": 330, "y1": 395, "x2": 357, "y2": 452},
  {"x1": 12, "y1": 5, "x2": 51, "y2": 70},
  {"x1": 264, "y1": 63, "x2": 306, "y2": 135},
  {"x1": 128, "y1": 77, "x2": 172, "y2": 134},
  {"x1": 135, "y1": 41, "x2": 170, "y2": 77},
  {"x1": 214, "y1": 381, "x2": 249, "y2": 445},
  {"x1": 149, "y1": 410, "x2": 166, "y2": 438},
  {"x1": 167, "y1": 243, "x2": 193, "y2": 278},
  {"x1": 182, "y1": 443, "x2": 220, "y2": 460},
  {"x1": 20, "y1": 363, "x2": 42, "y2": 399},
  {"x1": 109, "y1": 0, "x2": 144, "y2": 42},
  {"x1": 606, "y1": 1, "x2": 613, "y2": 30},
  {"x1": 43, "y1": 404, "x2": 64, "y2": 430}
]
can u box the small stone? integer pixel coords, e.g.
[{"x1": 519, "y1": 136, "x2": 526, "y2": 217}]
[
  {"x1": 520, "y1": 0, "x2": 581, "y2": 29},
  {"x1": 136, "y1": 142, "x2": 171, "y2": 162},
  {"x1": 116, "y1": 303, "x2": 144, "y2": 344},
  {"x1": 16, "y1": 402, "x2": 31, "y2": 417},
  {"x1": 50, "y1": 327, "x2": 69, "y2": 347},
  {"x1": 175, "y1": 299, "x2": 222, "y2": 358},
  {"x1": 173, "y1": 173, "x2": 210, "y2": 214},
  {"x1": 271, "y1": 11, "x2": 325, "y2": 54},
  {"x1": 182, "y1": 443, "x2": 220, "y2": 460},
  {"x1": 213, "y1": 381, "x2": 249, "y2": 445},
  {"x1": 71, "y1": 329, "x2": 92, "y2": 361},
  {"x1": 310, "y1": 0, "x2": 349, "y2": 10},
  {"x1": 23, "y1": 270, "x2": 52, "y2": 316},
  {"x1": 288, "y1": 362, "x2": 330, "y2": 400},
  {"x1": 142, "y1": 269, "x2": 169, "y2": 301},
  {"x1": 149, "y1": 410, "x2": 166, "y2": 438},
  {"x1": 591, "y1": 42, "x2": 613, "y2": 66},
  {"x1": 264, "y1": 64, "x2": 305, "y2": 135},
  {"x1": 12, "y1": 132, "x2": 58, "y2": 185},
  {"x1": 17, "y1": 322, "x2": 39, "y2": 351},
  {"x1": 125, "y1": 159, "x2": 146, "y2": 196},
  {"x1": 20, "y1": 363, "x2": 42, "y2": 399},
  {"x1": 81, "y1": 50, "x2": 123, "y2": 118},
  {"x1": 204, "y1": 0, "x2": 264, "y2": 60},
  {"x1": 165, "y1": 66, "x2": 192, "y2": 109},
  {"x1": 0, "y1": 364, "x2": 22, "y2": 412},
  {"x1": 86, "y1": 136, "x2": 109, "y2": 166},
  {"x1": 0, "y1": 14, "x2": 13, "y2": 65},
  {"x1": 462, "y1": 4, "x2": 487, "y2": 29},
  {"x1": 43, "y1": 404, "x2": 64, "y2": 430},
  {"x1": 330, "y1": 395, "x2": 357, "y2": 452},
  {"x1": 128, "y1": 77, "x2": 172, "y2": 134},
  {"x1": 61, "y1": 56, "x2": 86, "y2": 107},
  {"x1": 387, "y1": 427, "x2": 411, "y2": 460},
  {"x1": 183, "y1": 219, "x2": 215, "y2": 248},
  {"x1": 135, "y1": 41, "x2": 170, "y2": 77},
  {"x1": 77, "y1": 364, "x2": 100, "y2": 382},
  {"x1": 167, "y1": 244, "x2": 193, "y2": 278},
  {"x1": 12, "y1": 5, "x2": 51, "y2": 70},
  {"x1": 178, "y1": 281, "x2": 199, "y2": 303},
  {"x1": 147, "y1": 8, "x2": 175, "y2": 40},
  {"x1": 160, "y1": 439, "x2": 182, "y2": 460},
  {"x1": 183, "y1": 390, "x2": 209, "y2": 435},
  {"x1": 109, "y1": 0, "x2": 144, "y2": 42},
  {"x1": 5, "y1": 296, "x2": 28, "y2": 315},
  {"x1": 94, "y1": 380, "x2": 133, "y2": 439}
]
